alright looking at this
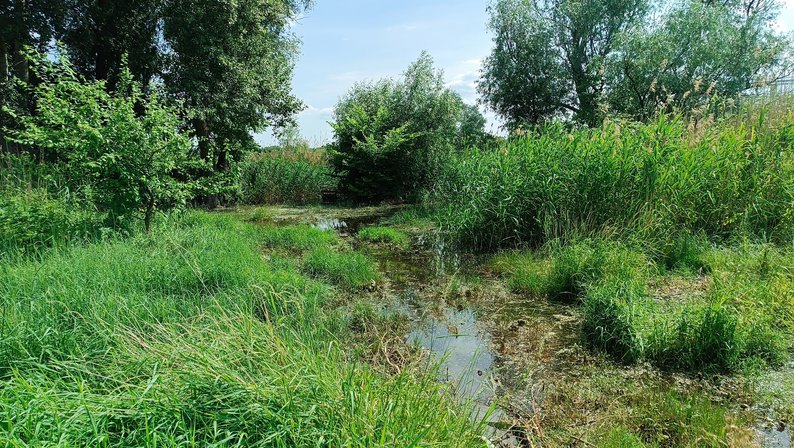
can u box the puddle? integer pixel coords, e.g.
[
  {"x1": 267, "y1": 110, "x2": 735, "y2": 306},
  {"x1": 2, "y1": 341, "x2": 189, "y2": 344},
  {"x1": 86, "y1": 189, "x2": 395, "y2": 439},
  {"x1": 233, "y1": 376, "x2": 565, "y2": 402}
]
[
  {"x1": 406, "y1": 307, "x2": 496, "y2": 414},
  {"x1": 759, "y1": 425, "x2": 792, "y2": 448},
  {"x1": 264, "y1": 206, "x2": 791, "y2": 447}
]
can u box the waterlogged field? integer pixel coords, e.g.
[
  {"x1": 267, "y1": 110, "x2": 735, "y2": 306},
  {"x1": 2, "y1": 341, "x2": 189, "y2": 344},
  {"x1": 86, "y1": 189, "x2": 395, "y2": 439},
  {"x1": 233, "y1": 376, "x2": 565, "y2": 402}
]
[{"x1": 1, "y1": 204, "x2": 792, "y2": 446}]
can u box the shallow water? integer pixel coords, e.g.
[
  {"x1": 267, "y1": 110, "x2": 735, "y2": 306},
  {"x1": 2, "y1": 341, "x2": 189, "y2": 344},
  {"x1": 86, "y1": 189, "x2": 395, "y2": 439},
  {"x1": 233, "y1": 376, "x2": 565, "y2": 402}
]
[{"x1": 267, "y1": 206, "x2": 791, "y2": 447}]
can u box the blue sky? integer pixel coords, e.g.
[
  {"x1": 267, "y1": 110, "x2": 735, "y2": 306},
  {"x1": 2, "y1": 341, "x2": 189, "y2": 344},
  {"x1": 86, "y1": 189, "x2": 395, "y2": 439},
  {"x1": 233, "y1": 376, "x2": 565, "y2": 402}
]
[{"x1": 256, "y1": 0, "x2": 794, "y2": 146}]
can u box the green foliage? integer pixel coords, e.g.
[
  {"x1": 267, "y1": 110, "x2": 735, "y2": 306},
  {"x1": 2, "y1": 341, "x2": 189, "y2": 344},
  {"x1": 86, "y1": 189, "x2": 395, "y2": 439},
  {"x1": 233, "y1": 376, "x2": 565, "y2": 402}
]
[
  {"x1": 493, "y1": 240, "x2": 790, "y2": 371},
  {"x1": 481, "y1": 0, "x2": 647, "y2": 127},
  {"x1": 627, "y1": 391, "x2": 737, "y2": 447},
  {"x1": 607, "y1": 0, "x2": 789, "y2": 121},
  {"x1": 331, "y1": 52, "x2": 487, "y2": 202},
  {"x1": 0, "y1": 212, "x2": 484, "y2": 446},
  {"x1": 481, "y1": 0, "x2": 788, "y2": 127},
  {"x1": 5, "y1": 52, "x2": 192, "y2": 232},
  {"x1": 239, "y1": 149, "x2": 335, "y2": 205},
  {"x1": 163, "y1": 0, "x2": 310, "y2": 170},
  {"x1": 0, "y1": 189, "x2": 100, "y2": 254},
  {"x1": 357, "y1": 226, "x2": 410, "y2": 248},
  {"x1": 259, "y1": 225, "x2": 338, "y2": 251},
  {"x1": 435, "y1": 114, "x2": 794, "y2": 252},
  {"x1": 302, "y1": 248, "x2": 380, "y2": 289}
]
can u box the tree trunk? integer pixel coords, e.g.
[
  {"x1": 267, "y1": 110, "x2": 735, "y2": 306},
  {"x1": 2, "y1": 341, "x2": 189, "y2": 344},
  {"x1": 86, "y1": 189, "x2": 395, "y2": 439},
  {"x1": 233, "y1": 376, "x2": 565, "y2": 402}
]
[
  {"x1": 193, "y1": 117, "x2": 211, "y2": 161},
  {"x1": 11, "y1": 0, "x2": 29, "y2": 84},
  {"x1": 0, "y1": 40, "x2": 8, "y2": 81}
]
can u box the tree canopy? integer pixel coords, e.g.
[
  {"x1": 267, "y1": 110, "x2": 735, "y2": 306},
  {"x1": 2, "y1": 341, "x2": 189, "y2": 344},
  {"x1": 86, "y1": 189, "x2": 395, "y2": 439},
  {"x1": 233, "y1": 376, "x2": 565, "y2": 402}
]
[{"x1": 480, "y1": 0, "x2": 790, "y2": 128}]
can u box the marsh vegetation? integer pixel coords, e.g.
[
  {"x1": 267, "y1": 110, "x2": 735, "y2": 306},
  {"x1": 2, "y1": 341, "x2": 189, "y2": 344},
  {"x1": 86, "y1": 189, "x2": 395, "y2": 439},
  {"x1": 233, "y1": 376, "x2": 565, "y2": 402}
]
[{"x1": 2, "y1": 0, "x2": 794, "y2": 446}]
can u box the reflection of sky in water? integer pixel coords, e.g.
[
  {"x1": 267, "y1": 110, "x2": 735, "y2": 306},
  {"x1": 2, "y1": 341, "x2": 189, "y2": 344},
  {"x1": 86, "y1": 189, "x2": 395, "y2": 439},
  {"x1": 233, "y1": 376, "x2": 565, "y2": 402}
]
[
  {"x1": 407, "y1": 308, "x2": 498, "y2": 421},
  {"x1": 759, "y1": 425, "x2": 791, "y2": 448}
]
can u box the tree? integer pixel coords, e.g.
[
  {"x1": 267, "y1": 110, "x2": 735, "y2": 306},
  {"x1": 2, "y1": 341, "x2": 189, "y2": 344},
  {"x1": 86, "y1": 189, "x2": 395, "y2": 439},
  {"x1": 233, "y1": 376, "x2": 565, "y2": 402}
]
[
  {"x1": 606, "y1": 0, "x2": 790, "y2": 120},
  {"x1": 162, "y1": 0, "x2": 310, "y2": 173},
  {"x1": 331, "y1": 52, "x2": 483, "y2": 202},
  {"x1": 480, "y1": 0, "x2": 789, "y2": 127},
  {"x1": 61, "y1": 0, "x2": 162, "y2": 86},
  {"x1": 480, "y1": 0, "x2": 646, "y2": 128},
  {"x1": 4, "y1": 52, "x2": 191, "y2": 233}
]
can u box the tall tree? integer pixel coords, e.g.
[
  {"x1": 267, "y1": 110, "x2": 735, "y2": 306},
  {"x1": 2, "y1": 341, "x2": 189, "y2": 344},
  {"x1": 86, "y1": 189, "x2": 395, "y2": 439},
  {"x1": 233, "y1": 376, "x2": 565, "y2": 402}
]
[
  {"x1": 163, "y1": 0, "x2": 310, "y2": 172},
  {"x1": 480, "y1": 0, "x2": 789, "y2": 127},
  {"x1": 606, "y1": 0, "x2": 789, "y2": 119},
  {"x1": 480, "y1": 0, "x2": 646, "y2": 128},
  {"x1": 61, "y1": 0, "x2": 162, "y2": 86}
]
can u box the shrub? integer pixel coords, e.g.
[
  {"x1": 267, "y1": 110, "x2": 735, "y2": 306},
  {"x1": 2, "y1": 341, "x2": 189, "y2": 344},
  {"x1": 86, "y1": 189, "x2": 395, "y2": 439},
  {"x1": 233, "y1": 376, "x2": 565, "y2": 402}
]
[
  {"x1": 239, "y1": 148, "x2": 335, "y2": 205},
  {"x1": 330, "y1": 52, "x2": 488, "y2": 203},
  {"x1": 5, "y1": 52, "x2": 192, "y2": 233},
  {"x1": 435, "y1": 114, "x2": 794, "y2": 252}
]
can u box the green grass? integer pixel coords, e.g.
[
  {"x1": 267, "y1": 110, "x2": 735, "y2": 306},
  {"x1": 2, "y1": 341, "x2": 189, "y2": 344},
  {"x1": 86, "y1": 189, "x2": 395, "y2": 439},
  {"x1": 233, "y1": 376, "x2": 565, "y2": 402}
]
[
  {"x1": 259, "y1": 224, "x2": 338, "y2": 251},
  {"x1": 491, "y1": 239, "x2": 791, "y2": 371},
  {"x1": 435, "y1": 114, "x2": 794, "y2": 252},
  {"x1": 358, "y1": 226, "x2": 410, "y2": 248},
  {"x1": 0, "y1": 211, "x2": 486, "y2": 447},
  {"x1": 238, "y1": 149, "x2": 335, "y2": 206},
  {"x1": 302, "y1": 248, "x2": 380, "y2": 289}
]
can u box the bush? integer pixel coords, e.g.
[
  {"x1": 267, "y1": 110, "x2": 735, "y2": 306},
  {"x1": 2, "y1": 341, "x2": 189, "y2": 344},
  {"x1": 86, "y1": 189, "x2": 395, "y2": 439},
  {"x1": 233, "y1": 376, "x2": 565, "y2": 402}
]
[
  {"x1": 239, "y1": 148, "x2": 335, "y2": 205},
  {"x1": 435, "y1": 114, "x2": 794, "y2": 252},
  {"x1": 330, "y1": 52, "x2": 488, "y2": 203},
  {"x1": 5, "y1": 52, "x2": 192, "y2": 233}
]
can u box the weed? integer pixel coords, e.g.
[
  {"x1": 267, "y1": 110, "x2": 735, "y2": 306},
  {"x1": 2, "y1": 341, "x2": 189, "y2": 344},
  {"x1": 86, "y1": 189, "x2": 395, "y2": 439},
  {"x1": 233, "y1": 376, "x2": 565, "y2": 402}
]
[
  {"x1": 302, "y1": 248, "x2": 380, "y2": 289},
  {"x1": 358, "y1": 226, "x2": 410, "y2": 248}
]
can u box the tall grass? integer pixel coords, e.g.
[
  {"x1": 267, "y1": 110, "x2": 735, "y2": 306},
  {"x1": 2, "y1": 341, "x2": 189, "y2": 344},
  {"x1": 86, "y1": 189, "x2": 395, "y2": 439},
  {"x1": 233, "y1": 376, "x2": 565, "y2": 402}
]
[
  {"x1": 238, "y1": 148, "x2": 335, "y2": 205},
  {"x1": 0, "y1": 212, "x2": 486, "y2": 446},
  {"x1": 435, "y1": 113, "x2": 794, "y2": 252},
  {"x1": 0, "y1": 153, "x2": 103, "y2": 255},
  {"x1": 491, "y1": 239, "x2": 791, "y2": 371}
]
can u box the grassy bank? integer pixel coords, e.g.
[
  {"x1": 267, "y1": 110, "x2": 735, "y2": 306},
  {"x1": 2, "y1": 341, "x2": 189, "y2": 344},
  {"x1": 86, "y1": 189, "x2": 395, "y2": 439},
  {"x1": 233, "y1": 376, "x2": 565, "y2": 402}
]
[
  {"x1": 0, "y1": 212, "x2": 485, "y2": 446},
  {"x1": 491, "y1": 238, "x2": 793, "y2": 372}
]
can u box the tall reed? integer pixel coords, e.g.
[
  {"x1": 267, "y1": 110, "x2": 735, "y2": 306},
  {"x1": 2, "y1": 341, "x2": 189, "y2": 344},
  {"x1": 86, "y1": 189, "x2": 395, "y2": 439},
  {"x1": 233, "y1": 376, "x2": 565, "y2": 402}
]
[{"x1": 435, "y1": 114, "x2": 794, "y2": 252}]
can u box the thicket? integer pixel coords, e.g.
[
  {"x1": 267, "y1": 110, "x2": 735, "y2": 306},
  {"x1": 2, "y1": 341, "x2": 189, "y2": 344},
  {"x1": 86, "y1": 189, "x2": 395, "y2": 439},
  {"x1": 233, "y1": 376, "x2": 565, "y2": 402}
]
[
  {"x1": 435, "y1": 112, "x2": 794, "y2": 252},
  {"x1": 330, "y1": 52, "x2": 492, "y2": 203},
  {"x1": 3, "y1": 53, "x2": 192, "y2": 240},
  {"x1": 238, "y1": 147, "x2": 335, "y2": 205}
]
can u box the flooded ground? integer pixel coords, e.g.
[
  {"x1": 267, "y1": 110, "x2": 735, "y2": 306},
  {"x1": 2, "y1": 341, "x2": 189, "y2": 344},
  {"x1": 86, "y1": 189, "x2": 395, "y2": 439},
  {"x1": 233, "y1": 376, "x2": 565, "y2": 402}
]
[{"x1": 252, "y1": 205, "x2": 792, "y2": 448}]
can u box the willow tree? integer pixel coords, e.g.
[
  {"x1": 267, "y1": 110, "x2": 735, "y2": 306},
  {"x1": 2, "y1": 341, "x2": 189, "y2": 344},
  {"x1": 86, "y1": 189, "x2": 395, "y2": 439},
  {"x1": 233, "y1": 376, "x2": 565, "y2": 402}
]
[{"x1": 163, "y1": 0, "x2": 310, "y2": 172}]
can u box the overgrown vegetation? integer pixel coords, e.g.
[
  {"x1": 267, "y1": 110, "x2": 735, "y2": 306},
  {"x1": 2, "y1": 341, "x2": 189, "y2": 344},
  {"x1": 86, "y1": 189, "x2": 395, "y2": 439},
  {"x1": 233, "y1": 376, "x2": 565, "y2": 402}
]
[
  {"x1": 330, "y1": 52, "x2": 491, "y2": 203},
  {"x1": 491, "y1": 238, "x2": 792, "y2": 372},
  {"x1": 0, "y1": 212, "x2": 486, "y2": 446},
  {"x1": 436, "y1": 113, "x2": 794, "y2": 252},
  {"x1": 239, "y1": 148, "x2": 334, "y2": 205}
]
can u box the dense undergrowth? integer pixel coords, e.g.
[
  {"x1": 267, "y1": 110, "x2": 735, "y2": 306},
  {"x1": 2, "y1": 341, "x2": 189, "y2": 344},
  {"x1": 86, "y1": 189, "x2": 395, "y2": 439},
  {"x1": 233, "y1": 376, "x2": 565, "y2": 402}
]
[
  {"x1": 435, "y1": 114, "x2": 794, "y2": 252},
  {"x1": 0, "y1": 212, "x2": 486, "y2": 446},
  {"x1": 238, "y1": 148, "x2": 335, "y2": 206}
]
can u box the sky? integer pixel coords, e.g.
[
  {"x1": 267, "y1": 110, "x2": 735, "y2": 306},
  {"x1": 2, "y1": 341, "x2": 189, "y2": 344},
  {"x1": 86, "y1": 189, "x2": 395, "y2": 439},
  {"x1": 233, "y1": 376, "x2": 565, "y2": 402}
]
[{"x1": 255, "y1": 0, "x2": 794, "y2": 146}]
